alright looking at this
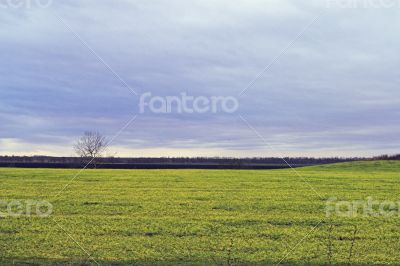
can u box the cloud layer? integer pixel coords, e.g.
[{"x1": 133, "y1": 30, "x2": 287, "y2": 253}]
[{"x1": 1, "y1": 0, "x2": 399, "y2": 157}]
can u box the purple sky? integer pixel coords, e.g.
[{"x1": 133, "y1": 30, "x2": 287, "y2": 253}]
[{"x1": 1, "y1": 0, "x2": 399, "y2": 157}]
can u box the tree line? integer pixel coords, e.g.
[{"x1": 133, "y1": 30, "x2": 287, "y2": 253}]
[{"x1": 0, "y1": 131, "x2": 397, "y2": 169}]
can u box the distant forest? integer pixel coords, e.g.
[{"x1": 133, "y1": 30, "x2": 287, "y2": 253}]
[{"x1": 0, "y1": 154, "x2": 398, "y2": 169}]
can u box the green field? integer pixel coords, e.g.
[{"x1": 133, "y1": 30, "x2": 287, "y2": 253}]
[{"x1": 1, "y1": 161, "x2": 400, "y2": 265}]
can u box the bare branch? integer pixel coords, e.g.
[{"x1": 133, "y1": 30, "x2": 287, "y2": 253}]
[{"x1": 74, "y1": 131, "x2": 108, "y2": 168}]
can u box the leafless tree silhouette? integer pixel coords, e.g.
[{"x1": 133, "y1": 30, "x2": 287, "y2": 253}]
[{"x1": 74, "y1": 131, "x2": 107, "y2": 168}]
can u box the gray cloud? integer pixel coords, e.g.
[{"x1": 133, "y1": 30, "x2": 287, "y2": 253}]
[{"x1": 0, "y1": 0, "x2": 399, "y2": 156}]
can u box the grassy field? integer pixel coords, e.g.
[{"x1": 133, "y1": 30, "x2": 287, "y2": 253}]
[{"x1": 0, "y1": 161, "x2": 399, "y2": 265}]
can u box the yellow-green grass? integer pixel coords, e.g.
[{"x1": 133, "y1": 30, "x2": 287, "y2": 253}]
[{"x1": 0, "y1": 161, "x2": 399, "y2": 265}]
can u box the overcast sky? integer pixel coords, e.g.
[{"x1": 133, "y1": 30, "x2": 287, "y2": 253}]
[{"x1": 0, "y1": 0, "x2": 399, "y2": 157}]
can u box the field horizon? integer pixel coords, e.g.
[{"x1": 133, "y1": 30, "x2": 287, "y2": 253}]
[{"x1": 2, "y1": 2, "x2": 399, "y2": 265}]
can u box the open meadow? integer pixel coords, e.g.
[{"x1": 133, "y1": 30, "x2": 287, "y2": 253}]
[{"x1": 0, "y1": 161, "x2": 400, "y2": 265}]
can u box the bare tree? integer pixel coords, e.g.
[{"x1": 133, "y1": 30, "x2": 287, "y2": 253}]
[{"x1": 74, "y1": 131, "x2": 108, "y2": 168}]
